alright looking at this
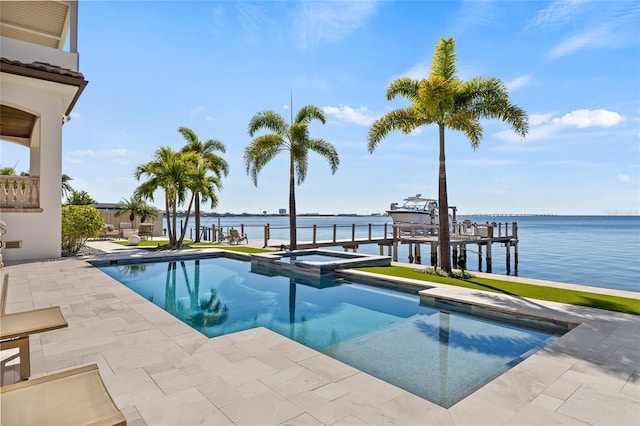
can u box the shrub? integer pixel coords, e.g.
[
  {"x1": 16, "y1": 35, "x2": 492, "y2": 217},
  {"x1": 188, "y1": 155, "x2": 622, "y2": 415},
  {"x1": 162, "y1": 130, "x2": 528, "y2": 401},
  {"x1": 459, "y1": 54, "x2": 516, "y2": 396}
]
[
  {"x1": 416, "y1": 266, "x2": 474, "y2": 279},
  {"x1": 61, "y1": 205, "x2": 104, "y2": 254}
]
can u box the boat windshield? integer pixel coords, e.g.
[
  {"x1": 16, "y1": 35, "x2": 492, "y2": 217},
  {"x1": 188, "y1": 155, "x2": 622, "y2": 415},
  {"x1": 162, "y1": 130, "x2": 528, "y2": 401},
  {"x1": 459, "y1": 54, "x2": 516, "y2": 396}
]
[{"x1": 401, "y1": 198, "x2": 437, "y2": 212}]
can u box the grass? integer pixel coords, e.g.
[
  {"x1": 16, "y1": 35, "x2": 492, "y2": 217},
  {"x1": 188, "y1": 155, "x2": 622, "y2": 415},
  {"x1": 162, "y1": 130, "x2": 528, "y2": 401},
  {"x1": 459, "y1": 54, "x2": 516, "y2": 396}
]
[
  {"x1": 112, "y1": 239, "x2": 270, "y2": 254},
  {"x1": 356, "y1": 266, "x2": 640, "y2": 316}
]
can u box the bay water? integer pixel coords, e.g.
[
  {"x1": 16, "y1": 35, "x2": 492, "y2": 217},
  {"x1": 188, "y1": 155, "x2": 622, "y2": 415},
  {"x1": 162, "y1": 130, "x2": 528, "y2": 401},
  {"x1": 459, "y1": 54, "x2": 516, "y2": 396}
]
[{"x1": 174, "y1": 215, "x2": 639, "y2": 293}]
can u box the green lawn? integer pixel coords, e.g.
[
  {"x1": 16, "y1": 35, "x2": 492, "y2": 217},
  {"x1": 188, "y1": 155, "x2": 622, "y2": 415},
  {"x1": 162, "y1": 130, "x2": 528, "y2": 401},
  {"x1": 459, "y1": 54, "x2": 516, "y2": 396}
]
[
  {"x1": 112, "y1": 239, "x2": 270, "y2": 254},
  {"x1": 356, "y1": 266, "x2": 640, "y2": 315},
  {"x1": 107, "y1": 240, "x2": 639, "y2": 315}
]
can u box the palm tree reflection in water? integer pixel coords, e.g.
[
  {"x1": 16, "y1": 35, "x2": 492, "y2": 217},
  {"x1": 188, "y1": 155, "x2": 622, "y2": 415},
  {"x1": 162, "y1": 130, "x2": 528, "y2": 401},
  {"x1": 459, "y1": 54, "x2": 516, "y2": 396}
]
[{"x1": 162, "y1": 260, "x2": 229, "y2": 327}]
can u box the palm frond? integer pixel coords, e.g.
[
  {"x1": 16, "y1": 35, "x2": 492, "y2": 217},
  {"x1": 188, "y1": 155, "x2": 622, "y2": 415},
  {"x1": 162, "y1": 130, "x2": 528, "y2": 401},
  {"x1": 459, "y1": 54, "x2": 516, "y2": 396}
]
[
  {"x1": 248, "y1": 111, "x2": 288, "y2": 137},
  {"x1": 367, "y1": 108, "x2": 423, "y2": 152},
  {"x1": 386, "y1": 77, "x2": 420, "y2": 102},
  {"x1": 306, "y1": 138, "x2": 340, "y2": 174},
  {"x1": 430, "y1": 37, "x2": 457, "y2": 81},
  {"x1": 295, "y1": 105, "x2": 326, "y2": 125},
  {"x1": 243, "y1": 134, "x2": 285, "y2": 186}
]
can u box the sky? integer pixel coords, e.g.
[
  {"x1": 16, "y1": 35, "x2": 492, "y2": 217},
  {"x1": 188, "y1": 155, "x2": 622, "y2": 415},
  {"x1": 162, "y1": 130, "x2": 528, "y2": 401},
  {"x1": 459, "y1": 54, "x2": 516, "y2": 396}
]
[{"x1": 3, "y1": 0, "x2": 639, "y2": 215}]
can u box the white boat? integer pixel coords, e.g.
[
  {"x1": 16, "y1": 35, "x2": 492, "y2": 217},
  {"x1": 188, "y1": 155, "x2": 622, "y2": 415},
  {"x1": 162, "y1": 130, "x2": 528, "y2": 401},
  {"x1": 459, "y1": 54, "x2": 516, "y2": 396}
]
[
  {"x1": 387, "y1": 194, "x2": 439, "y2": 226},
  {"x1": 387, "y1": 194, "x2": 456, "y2": 236}
]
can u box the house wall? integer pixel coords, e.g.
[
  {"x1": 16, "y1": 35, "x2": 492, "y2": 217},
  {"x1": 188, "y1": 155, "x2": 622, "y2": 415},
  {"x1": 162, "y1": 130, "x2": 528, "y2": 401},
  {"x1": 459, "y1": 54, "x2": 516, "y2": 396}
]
[{"x1": 0, "y1": 74, "x2": 77, "y2": 263}]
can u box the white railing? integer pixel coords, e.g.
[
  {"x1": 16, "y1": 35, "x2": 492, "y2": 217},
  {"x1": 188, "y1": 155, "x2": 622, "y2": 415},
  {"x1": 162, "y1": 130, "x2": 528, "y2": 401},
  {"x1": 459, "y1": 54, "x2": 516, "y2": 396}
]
[{"x1": 0, "y1": 176, "x2": 40, "y2": 208}]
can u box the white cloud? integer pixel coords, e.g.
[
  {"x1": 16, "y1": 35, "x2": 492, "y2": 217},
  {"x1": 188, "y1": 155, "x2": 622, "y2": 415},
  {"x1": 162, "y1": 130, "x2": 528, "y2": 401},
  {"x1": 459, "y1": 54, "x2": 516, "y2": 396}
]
[
  {"x1": 617, "y1": 174, "x2": 631, "y2": 183},
  {"x1": 283, "y1": 104, "x2": 290, "y2": 110},
  {"x1": 548, "y1": 26, "x2": 610, "y2": 58},
  {"x1": 399, "y1": 61, "x2": 430, "y2": 81},
  {"x1": 545, "y1": 3, "x2": 640, "y2": 58},
  {"x1": 551, "y1": 109, "x2": 625, "y2": 128},
  {"x1": 494, "y1": 108, "x2": 626, "y2": 144},
  {"x1": 528, "y1": 113, "x2": 554, "y2": 126},
  {"x1": 66, "y1": 149, "x2": 132, "y2": 163},
  {"x1": 529, "y1": 0, "x2": 589, "y2": 28},
  {"x1": 295, "y1": 1, "x2": 378, "y2": 48},
  {"x1": 67, "y1": 149, "x2": 97, "y2": 157},
  {"x1": 505, "y1": 74, "x2": 533, "y2": 91},
  {"x1": 322, "y1": 105, "x2": 376, "y2": 126}
]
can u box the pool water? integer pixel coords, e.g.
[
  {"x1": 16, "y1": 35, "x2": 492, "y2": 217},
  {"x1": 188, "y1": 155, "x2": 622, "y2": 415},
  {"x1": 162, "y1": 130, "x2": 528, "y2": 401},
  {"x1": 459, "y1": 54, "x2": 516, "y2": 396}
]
[{"x1": 99, "y1": 257, "x2": 560, "y2": 408}]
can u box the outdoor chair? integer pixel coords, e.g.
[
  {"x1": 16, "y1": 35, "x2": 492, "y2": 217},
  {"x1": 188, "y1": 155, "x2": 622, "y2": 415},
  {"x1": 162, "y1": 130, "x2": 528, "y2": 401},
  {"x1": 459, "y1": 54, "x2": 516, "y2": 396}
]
[
  {"x1": 229, "y1": 229, "x2": 248, "y2": 245},
  {"x1": 0, "y1": 363, "x2": 126, "y2": 425},
  {"x1": 138, "y1": 223, "x2": 154, "y2": 240},
  {"x1": 216, "y1": 227, "x2": 231, "y2": 243},
  {"x1": 100, "y1": 224, "x2": 120, "y2": 239},
  {"x1": 0, "y1": 274, "x2": 68, "y2": 380},
  {"x1": 119, "y1": 222, "x2": 133, "y2": 238}
]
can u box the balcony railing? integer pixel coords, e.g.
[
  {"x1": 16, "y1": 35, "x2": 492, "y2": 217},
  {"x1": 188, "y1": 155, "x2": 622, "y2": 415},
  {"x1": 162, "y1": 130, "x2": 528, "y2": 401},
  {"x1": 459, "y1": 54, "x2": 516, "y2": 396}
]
[{"x1": 0, "y1": 176, "x2": 40, "y2": 208}]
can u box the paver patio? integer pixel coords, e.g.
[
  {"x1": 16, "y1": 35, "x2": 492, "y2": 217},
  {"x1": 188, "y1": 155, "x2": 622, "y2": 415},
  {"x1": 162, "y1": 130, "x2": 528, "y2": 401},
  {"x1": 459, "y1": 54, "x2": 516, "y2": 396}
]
[{"x1": 1, "y1": 240, "x2": 638, "y2": 425}]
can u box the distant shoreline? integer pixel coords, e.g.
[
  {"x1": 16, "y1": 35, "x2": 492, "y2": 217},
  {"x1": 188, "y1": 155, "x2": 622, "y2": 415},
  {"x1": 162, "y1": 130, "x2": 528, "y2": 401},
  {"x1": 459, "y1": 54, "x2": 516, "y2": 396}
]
[{"x1": 166, "y1": 213, "x2": 639, "y2": 218}]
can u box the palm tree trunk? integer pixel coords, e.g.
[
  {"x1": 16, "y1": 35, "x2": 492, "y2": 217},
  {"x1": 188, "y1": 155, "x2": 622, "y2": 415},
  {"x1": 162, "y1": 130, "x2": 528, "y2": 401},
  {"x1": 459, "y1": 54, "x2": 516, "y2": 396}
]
[
  {"x1": 438, "y1": 123, "x2": 452, "y2": 272},
  {"x1": 289, "y1": 156, "x2": 297, "y2": 250},
  {"x1": 165, "y1": 195, "x2": 174, "y2": 243},
  {"x1": 194, "y1": 193, "x2": 201, "y2": 243}
]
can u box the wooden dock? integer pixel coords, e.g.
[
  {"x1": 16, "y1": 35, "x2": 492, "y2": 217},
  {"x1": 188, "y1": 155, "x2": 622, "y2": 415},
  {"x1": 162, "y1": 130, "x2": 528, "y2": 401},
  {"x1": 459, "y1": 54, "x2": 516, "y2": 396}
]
[{"x1": 207, "y1": 220, "x2": 519, "y2": 274}]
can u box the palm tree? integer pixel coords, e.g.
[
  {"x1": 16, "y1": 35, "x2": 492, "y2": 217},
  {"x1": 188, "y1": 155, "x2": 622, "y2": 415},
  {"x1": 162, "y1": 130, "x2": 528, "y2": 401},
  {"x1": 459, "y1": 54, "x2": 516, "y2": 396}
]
[
  {"x1": 176, "y1": 162, "x2": 222, "y2": 244},
  {"x1": 115, "y1": 195, "x2": 142, "y2": 225},
  {"x1": 62, "y1": 174, "x2": 73, "y2": 199},
  {"x1": 135, "y1": 147, "x2": 193, "y2": 247},
  {"x1": 135, "y1": 147, "x2": 220, "y2": 248},
  {"x1": 245, "y1": 106, "x2": 339, "y2": 250},
  {"x1": 65, "y1": 189, "x2": 96, "y2": 205},
  {"x1": 179, "y1": 127, "x2": 229, "y2": 242},
  {"x1": 368, "y1": 37, "x2": 528, "y2": 272}
]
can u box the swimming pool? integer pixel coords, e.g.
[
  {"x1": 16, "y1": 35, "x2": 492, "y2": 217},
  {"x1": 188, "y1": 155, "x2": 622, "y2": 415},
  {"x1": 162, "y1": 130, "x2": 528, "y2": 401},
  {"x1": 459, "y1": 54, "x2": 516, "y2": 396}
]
[
  {"x1": 251, "y1": 249, "x2": 391, "y2": 275},
  {"x1": 98, "y1": 256, "x2": 563, "y2": 408}
]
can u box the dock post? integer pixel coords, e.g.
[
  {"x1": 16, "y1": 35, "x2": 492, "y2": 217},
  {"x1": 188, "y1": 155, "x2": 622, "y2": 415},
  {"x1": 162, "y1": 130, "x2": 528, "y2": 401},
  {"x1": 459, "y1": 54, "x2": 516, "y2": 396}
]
[
  {"x1": 514, "y1": 239, "x2": 519, "y2": 275},
  {"x1": 486, "y1": 241, "x2": 492, "y2": 273},
  {"x1": 312, "y1": 225, "x2": 317, "y2": 244},
  {"x1": 408, "y1": 242, "x2": 414, "y2": 263},
  {"x1": 415, "y1": 243, "x2": 421, "y2": 264},
  {"x1": 333, "y1": 224, "x2": 337, "y2": 242},
  {"x1": 452, "y1": 246, "x2": 458, "y2": 269},
  {"x1": 263, "y1": 224, "x2": 269, "y2": 248},
  {"x1": 505, "y1": 241, "x2": 511, "y2": 275},
  {"x1": 478, "y1": 244, "x2": 483, "y2": 272},
  {"x1": 392, "y1": 225, "x2": 398, "y2": 261},
  {"x1": 430, "y1": 243, "x2": 437, "y2": 266}
]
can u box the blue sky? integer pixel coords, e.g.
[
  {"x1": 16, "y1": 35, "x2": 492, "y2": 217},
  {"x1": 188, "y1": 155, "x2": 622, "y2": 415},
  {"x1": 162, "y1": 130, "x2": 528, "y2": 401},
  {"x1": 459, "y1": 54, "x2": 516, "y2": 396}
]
[{"x1": 4, "y1": 0, "x2": 639, "y2": 215}]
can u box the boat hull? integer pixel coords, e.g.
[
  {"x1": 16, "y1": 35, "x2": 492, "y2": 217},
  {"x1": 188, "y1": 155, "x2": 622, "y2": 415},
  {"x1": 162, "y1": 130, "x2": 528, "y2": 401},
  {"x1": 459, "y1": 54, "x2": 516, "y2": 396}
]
[{"x1": 387, "y1": 210, "x2": 434, "y2": 225}]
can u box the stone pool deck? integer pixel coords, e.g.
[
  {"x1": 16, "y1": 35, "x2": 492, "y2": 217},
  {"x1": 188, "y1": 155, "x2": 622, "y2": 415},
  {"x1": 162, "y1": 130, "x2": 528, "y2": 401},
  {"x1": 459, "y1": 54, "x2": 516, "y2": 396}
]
[{"x1": 1, "y1": 240, "x2": 638, "y2": 425}]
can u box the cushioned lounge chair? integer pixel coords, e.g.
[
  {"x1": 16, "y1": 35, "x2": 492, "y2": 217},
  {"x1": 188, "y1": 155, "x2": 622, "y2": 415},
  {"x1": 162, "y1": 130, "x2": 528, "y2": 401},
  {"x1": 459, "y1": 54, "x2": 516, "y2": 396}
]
[
  {"x1": 0, "y1": 274, "x2": 68, "y2": 380},
  {"x1": 100, "y1": 224, "x2": 120, "y2": 239},
  {"x1": 229, "y1": 229, "x2": 248, "y2": 245},
  {"x1": 0, "y1": 363, "x2": 126, "y2": 425},
  {"x1": 138, "y1": 223, "x2": 154, "y2": 240},
  {"x1": 119, "y1": 222, "x2": 133, "y2": 238}
]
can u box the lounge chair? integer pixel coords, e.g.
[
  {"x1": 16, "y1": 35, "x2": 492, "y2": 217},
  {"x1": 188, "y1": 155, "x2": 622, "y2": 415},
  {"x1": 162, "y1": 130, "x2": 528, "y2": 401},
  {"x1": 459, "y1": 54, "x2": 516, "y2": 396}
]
[
  {"x1": 0, "y1": 274, "x2": 68, "y2": 380},
  {"x1": 216, "y1": 227, "x2": 231, "y2": 243},
  {"x1": 138, "y1": 223, "x2": 154, "y2": 240},
  {"x1": 229, "y1": 229, "x2": 248, "y2": 245},
  {"x1": 0, "y1": 363, "x2": 126, "y2": 425},
  {"x1": 119, "y1": 222, "x2": 133, "y2": 238},
  {"x1": 100, "y1": 223, "x2": 120, "y2": 239}
]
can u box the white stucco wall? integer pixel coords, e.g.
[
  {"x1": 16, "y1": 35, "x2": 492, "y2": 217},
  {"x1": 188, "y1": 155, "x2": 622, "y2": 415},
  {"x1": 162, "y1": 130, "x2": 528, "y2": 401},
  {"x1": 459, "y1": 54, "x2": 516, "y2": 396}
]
[{"x1": 1, "y1": 73, "x2": 77, "y2": 263}]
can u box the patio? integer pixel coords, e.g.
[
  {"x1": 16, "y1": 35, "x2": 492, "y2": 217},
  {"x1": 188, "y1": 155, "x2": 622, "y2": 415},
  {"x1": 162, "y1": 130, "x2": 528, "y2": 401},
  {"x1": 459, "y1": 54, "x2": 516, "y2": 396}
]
[{"x1": 1, "y1": 241, "x2": 638, "y2": 425}]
